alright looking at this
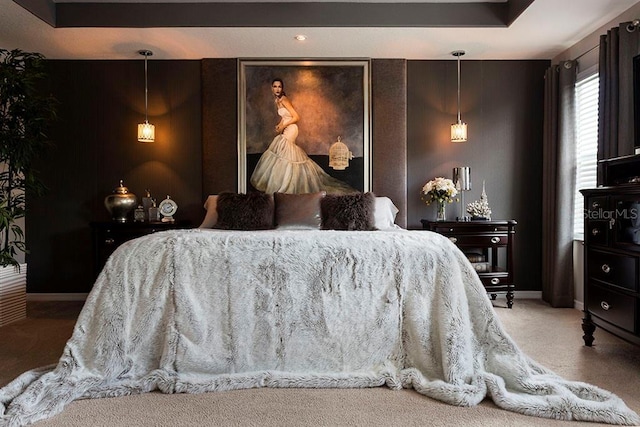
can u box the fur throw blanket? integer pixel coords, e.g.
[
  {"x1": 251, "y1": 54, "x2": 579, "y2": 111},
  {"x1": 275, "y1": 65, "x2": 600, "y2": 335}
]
[{"x1": 1, "y1": 229, "x2": 638, "y2": 426}]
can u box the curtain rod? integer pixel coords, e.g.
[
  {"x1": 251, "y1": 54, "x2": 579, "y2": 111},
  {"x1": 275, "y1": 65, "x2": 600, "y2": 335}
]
[
  {"x1": 571, "y1": 18, "x2": 639, "y2": 63},
  {"x1": 573, "y1": 44, "x2": 599, "y2": 62}
]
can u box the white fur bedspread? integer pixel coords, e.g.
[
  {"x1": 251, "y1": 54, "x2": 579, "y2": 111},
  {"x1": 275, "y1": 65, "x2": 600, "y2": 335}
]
[{"x1": 1, "y1": 229, "x2": 638, "y2": 426}]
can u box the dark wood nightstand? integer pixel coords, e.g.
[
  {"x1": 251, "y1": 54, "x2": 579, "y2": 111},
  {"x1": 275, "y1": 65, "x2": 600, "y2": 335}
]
[
  {"x1": 421, "y1": 219, "x2": 517, "y2": 308},
  {"x1": 90, "y1": 220, "x2": 192, "y2": 279}
]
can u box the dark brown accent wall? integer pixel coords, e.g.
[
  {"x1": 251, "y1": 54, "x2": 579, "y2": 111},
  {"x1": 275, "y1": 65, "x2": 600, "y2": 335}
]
[
  {"x1": 26, "y1": 60, "x2": 202, "y2": 293},
  {"x1": 201, "y1": 59, "x2": 238, "y2": 196},
  {"x1": 407, "y1": 60, "x2": 549, "y2": 293},
  {"x1": 26, "y1": 58, "x2": 547, "y2": 294},
  {"x1": 371, "y1": 59, "x2": 408, "y2": 227}
]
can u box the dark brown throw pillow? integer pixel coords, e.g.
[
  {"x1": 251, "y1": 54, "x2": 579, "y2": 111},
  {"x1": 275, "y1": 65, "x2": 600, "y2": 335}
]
[
  {"x1": 321, "y1": 192, "x2": 377, "y2": 231},
  {"x1": 275, "y1": 191, "x2": 326, "y2": 229},
  {"x1": 214, "y1": 192, "x2": 275, "y2": 230}
]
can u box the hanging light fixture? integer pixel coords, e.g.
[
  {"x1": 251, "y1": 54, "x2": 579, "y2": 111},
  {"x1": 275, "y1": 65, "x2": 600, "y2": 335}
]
[
  {"x1": 137, "y1": 49, "x2": 155, "y2": 143},
  {"x1": 451, "y1": 50, "x2": 467, "y2": 142}
]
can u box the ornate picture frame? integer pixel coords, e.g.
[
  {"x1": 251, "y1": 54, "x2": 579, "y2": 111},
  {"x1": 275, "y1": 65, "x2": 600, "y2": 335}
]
[{"x1": 238, "y1": 59, "x2": 371, "y2": 193}]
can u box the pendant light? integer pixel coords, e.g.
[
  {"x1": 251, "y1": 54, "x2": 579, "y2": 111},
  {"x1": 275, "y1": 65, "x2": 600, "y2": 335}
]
[
  {"x1": 137, "y1": 49, "x2": 155, "y2": 143},
  {"x1": 451, "y1": 50, "x2": 467, "y2": 143}
]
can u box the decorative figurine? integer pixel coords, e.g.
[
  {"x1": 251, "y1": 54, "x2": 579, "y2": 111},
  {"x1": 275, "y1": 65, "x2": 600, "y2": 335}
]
[{"x1": 466, "y1": 180, "x2": 492, "y2": 220}]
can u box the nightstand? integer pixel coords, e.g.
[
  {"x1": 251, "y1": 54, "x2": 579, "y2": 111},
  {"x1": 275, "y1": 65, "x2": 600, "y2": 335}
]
[
  {"x1": 90, "y1": 220, "x2": 191, "y2": 279},
  {"x1": 421, "y1": 219, "x2": 517, "y2": 308}
]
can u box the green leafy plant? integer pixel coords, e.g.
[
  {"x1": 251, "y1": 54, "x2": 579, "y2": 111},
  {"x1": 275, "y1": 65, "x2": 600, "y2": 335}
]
[{"x1": 0, "y1": 49, "x2": 56, "y2": 269}]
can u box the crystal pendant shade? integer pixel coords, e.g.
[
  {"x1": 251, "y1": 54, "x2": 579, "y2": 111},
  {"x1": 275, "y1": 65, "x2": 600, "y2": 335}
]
[
  {"x1": 451, "y1": 120, "x2": 467, "y2": 142},
  {"x1": 138, "y1": 121, "x2": 155, "y2": 142}
]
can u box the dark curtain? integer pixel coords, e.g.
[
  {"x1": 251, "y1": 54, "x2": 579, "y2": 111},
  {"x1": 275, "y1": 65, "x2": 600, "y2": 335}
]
[
  {"x1": 541, "y1": 61, "x2": 576, "y2": 307},
  {"x1": 598, "y1": 22, "x2": 640, "y2": 180}
]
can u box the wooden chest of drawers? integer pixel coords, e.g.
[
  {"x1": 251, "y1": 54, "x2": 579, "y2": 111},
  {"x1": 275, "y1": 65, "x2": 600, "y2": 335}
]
[{"x1": 581, "y1": 186, "x2": 640, "y2": 346}]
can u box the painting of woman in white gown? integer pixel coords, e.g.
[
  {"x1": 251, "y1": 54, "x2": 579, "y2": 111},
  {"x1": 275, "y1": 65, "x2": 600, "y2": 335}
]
[{"x1": 240, "y1": 61, "x2": 369, "y2": 194}]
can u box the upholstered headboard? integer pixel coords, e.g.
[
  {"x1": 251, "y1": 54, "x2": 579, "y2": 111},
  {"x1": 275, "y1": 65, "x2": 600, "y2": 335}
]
[{"x1": 201, "y1": 58, "x2": 408, "y2": 228}]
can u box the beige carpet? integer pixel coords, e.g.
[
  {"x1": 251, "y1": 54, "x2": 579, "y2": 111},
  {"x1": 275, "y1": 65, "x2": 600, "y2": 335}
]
[{"x1": 1, "y1": 298, "x2": 639, "y2": 427}]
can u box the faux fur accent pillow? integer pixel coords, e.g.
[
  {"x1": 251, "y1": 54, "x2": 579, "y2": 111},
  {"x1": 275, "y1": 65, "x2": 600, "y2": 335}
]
[
  {"x1": 214, "y1": 192, "x2": 275, "y2": 230},
  {"x1": 321, "y1": 192, "x2": 377, "y2": 231},
  {"x1": 275, "y1": 191, "x2": 326, "y2": 230}
]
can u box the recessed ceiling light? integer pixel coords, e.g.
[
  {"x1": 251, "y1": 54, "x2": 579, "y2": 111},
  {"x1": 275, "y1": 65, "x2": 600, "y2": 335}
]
[{"x1": 294, "y1": 35, "x2": 307, "y2": 41}]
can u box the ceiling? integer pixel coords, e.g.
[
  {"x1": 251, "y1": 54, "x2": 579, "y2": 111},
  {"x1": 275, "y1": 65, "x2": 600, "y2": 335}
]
[{"x1": 1, "y1": 0, "x2": 639, "y2": 60}]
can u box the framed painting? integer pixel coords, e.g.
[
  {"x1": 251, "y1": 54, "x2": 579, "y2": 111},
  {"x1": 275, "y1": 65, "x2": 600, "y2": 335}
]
[{"x1": 238, "y1": 59, "x2": 370, "y2": 194}]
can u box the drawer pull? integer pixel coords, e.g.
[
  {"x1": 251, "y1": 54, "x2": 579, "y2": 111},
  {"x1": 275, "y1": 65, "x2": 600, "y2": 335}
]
[
  {"x1": 592, "y1": 201, "x2": 600, "y2": 209},
  {"x1": 591, "y1": 228, "x2": 600, "y2": 236},
  {"x1": 600, "y1": 301, "x2": 610, "y2": 311},
  {"x1": 104, "y1": 238, "x2": 115, "y2": 245},
  {"x1": 490, "y1": 278, "x2": 500, "y2": 285},
  {"x1": 490, "y1": 237, "x2": 500, "y2": 244},
  {"x1": 449, "y1": 237, "x2": 457, "y2": 243},
  {"x1": 601, "y1": 264, "x2": 611, "y2": 274}
]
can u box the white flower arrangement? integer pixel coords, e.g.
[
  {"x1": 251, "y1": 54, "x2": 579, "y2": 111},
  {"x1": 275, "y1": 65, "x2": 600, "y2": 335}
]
[{"x1": 421, "y1": 177, "x2": 458, "y2": 205}]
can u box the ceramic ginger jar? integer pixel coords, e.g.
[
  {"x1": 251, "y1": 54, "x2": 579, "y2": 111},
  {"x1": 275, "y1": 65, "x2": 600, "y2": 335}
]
[{"x1": 104, "y1": 180, "x2": 137, "y2": 222}]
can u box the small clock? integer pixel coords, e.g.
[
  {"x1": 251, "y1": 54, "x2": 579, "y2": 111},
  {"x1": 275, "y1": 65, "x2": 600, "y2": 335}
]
[{"x1": 158, "y1": 195, "x2": 178, "y2": 223}]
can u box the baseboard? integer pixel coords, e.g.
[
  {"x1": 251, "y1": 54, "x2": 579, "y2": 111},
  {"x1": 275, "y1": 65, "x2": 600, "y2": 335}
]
[
  {"x1": 27, "y1": 293, "x2": 89, "y2": 301},
  {"x1": 574, "y1": 300, "x2": 584, "y2": 311},
  {"x1": 514, "y1": 291, "x2": 541, "y2": 299}
]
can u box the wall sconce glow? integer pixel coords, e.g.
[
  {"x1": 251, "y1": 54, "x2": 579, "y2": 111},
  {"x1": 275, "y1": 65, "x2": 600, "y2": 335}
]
[
  {"x1": 137, "y1": 49, "x2": 155, "y2": 143},
  {"x1": 451, "y1": 50, "x2": 467, "y2": 143},
  {"x1": 294, "y1": 34, "x2": 307, "y2": 41}
]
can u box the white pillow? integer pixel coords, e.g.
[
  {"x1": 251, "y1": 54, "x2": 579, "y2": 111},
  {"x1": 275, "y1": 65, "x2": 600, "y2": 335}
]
[
  {"x1": 198, "y1": 195, "x2": 219, "y2": 228},
  {"x1": 374, "y1": 196, "x2": 400, "y2": 230}
]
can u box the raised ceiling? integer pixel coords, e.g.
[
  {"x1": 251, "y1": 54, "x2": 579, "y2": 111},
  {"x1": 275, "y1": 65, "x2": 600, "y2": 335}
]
[
  {"x1": 15, "y1": 0, "x2": 532, "y2": 27},
  {"x1": 2, "y1": 0, "x2": 639, "y2": 59}
]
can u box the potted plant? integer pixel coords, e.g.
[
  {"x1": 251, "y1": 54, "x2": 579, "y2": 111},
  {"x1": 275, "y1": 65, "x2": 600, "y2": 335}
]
[{"x1": 0, "y1": 48, "x2": 56, "y2": 325}]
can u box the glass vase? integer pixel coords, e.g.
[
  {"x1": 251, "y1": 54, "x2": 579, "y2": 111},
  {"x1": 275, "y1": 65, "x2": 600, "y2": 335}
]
[{"x1": 436, "y1": 201, "x2": 446, "y2": 221}]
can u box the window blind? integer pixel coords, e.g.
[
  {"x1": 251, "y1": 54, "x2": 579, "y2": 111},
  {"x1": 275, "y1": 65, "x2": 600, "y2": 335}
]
[{"x1": 573, "y1": 73, "x2": 599, "y2": 239}]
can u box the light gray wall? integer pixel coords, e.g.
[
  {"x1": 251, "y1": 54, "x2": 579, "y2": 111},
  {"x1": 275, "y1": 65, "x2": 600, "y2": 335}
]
[{"x1": 407, "y1": 60, "x2": 549, "y2": 292}]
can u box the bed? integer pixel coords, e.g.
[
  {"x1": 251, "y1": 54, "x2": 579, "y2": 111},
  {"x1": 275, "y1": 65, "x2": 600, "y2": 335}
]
[{"x1": 1, "y1": 193, "x2": 639, "y2": 426}]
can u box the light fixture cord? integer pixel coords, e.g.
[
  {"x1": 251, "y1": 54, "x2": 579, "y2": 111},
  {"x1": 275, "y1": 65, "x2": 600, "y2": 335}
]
[
  {"x1": 457, "y1": 54, "x2": 461, "y2": 123},
  {"x1": 144, "y1": 53, "x2": 149, "y2": 123}
]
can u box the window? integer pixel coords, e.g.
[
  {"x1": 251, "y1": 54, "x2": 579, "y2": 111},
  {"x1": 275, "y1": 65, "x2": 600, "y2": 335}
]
[{"x1": 573, "y1": 70, "x2": 599, "y2": 240}]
